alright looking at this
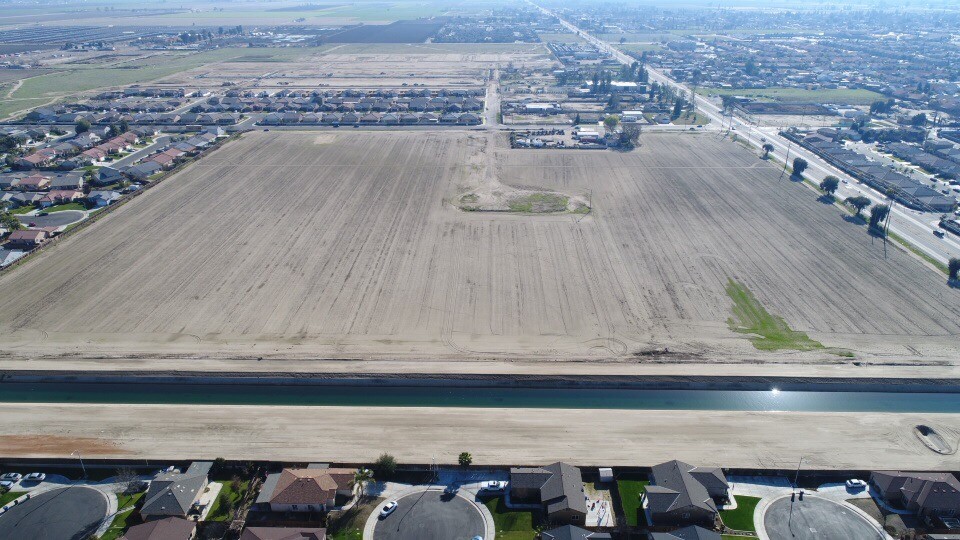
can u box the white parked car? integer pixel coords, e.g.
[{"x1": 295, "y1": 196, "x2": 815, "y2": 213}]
[
  {"x1": 24, "y1": 473, "x2": 45, "y2": 482},
  {"x1": 0, "y1": 480, "x2": 14, "y2": 490},
  {"x1": 379, "y1": 500, "x2": 398, "y2": 518},
  {"x1": 482, "y1": 480, "x2": 507, "y2": 492},
  {"x1": 846, "y1": 479, "x2": 867, "y2": 490},
  {"x1": 0, "y1": 473, "x2": 22, "y2": 482}
]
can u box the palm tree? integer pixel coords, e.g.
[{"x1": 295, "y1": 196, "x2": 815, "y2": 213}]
[
  {"x1": 353, "y1": 468, "x2": 374, "y2": 498},
  {"x1": 761, "y1": 143, "x2": 774, "y2": 159}
]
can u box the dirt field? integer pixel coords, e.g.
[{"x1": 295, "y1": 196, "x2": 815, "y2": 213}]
[
  {"x1": 0, "y1": 402, "x2": 955, "y2": 470},
  {"x1": 1, "y1": 130, "x2": 960, "y2": 364}
]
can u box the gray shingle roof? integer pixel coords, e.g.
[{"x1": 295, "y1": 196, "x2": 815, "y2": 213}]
[
  {"x1": 141, "y1": 461, "x2": 212, "y2": 517},
  {"x1": 541, "y1": 525, "x2": 612, "y2": 540},
  {"x1": 650, "y1": 525, "x2": 721, "y2": 540},
  {"x1": 648, "y1": 460, "x2": 726, "y2": 516},
  {"x1": 510, "y1": 462, "x2": 587, "y2": 515}
]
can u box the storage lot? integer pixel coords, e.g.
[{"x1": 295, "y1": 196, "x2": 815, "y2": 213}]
[{"x1": 1, "y1": 131, "x2": 959, "y2": 362}]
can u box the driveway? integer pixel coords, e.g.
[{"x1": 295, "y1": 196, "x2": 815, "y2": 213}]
[
  {"x1": 0, "y1": 485, "x2": 109, "y2": 540},
  {"x1": 763, "y1": 495, "x2": 887, "y2": 540},
  {"x1": 371, "y1": 489, "x2": 485, "y2": 540}
]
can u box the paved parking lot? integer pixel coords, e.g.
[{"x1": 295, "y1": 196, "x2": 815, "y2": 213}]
[
  {"x1": 0, "y1": 486, "x2": 108, "y2": 540},
  {"x1": 764, "y1": 495, "x2": 884, "y2": 540},
  {"x1": 373, "y1": 489, "x2": 484, "y2": 540}
]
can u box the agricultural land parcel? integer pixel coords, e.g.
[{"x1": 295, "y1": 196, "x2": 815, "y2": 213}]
[{"x1": 0, "y1": 131, "x2": 959, "y2": 364}]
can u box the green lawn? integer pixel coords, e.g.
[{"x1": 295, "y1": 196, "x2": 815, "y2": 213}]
[
  {"x1": 698, "y1": 86, "x2": 882, "y2": 105},
  {"x1": 206, "y1": 481, "x2": 250, "y2": 522},
  {"x1": 8, "y1": 206, "x2": 34, "y2": 215},
  {"x1": 726, "y1": 279, "x2": 824, "y2": 351},
  {"x1": 672, "y1": 110, "x2": 710, "y2": 126},
  {"x1": 617, "y1": 479, "x2": 648, "y2": 526},
  {"x1": 719, "y1": 495, "x2": 762, "y2": 532},
  {"x1": 327, "y1": 497, "x2": 385, "y2": 540},
  {"x1": 46, "y1": 202, "x2": 87, "y2": 212},
  {"x1": 484, "y1": 496, "x2": 538, "y2": 540},
  {"x1": 98, "y1": 492, "x2": 145, "y2": 540},
  {"x1": 0, "y1": 491, "x2": 26, "y2": 506}
]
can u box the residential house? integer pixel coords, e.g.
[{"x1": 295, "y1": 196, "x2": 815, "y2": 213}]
[
  {"x1": 509, "y1": 462, "x2": 587, "y2": 525},
  {"x1": 48, "y1": 173, "x2": 85, "y2": 190},
  {"x1": 140, "y1": 462, "x2": 213, "y2": 520},
  {"x1": 239, "y1": 527, "x2": 326, "y2": 540},
  {"x1": 870, "y1": 471, "x2": 960, "y2": 520},
  {"x1": 16, "y1": 152, "x2": 54, "y2": 169},
  {"x1": 650, "y1": 525, "x2": 721, "y2": 540},
  {"x1": 126, "y1": 161, "x2": 163, "y2": 181},
  {"x1": 88, "y1": 190, "x2": 122, "y2": 207},
  {"x1": 5, "y1": 229, "x2": 49, "y2": 249},
  {"x1": 10, "y1": 192, "x2": 45, "y2": 207},
  {"x1": 541, "y1": 525, "x2": 612, "y2": 540},
  {"x1": 645, "y1": 460, "x2": 728, "y2": 527},
  {"x1": 16, "y1": 174, "x2": 50, "y2": 191},
  {"x1": 39, "y1": 189, "x2": 83, "y2": 208},
  {"x1": 255, "y1": 467, "x2": 355, "y2": 513},
  {"x1": 96, "y1": 166, "x2": 126, "y2": 186},
  {"x1": 121, "y1": 517, "x2": 197, "y2": 540},
  {"x1": 0, "y1": 248, "x2": 26, "y2": 268}
]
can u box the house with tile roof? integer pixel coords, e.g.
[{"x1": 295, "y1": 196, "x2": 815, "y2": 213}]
[{"x1": 255, "y1": 467, "x2": 355, "y2": 513}]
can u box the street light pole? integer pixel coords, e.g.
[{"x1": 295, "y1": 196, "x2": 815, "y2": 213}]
[{"x1": 72, "y1": 450, "x2": 87, "y2": 479}]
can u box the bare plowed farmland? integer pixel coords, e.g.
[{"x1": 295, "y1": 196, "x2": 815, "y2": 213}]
[{"x1": 2, "y1": 131, "x2": 959, "y2": 363}]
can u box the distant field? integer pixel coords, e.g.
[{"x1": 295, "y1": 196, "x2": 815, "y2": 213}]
[
  {"x1": 616, "y1": 43, "x2": 664, "y2": 54},
  {"x1": 699, "y1": 86, "x2": 883, "y2": 105},
  {"x1": 329, "y1": 42, "x2": 545, "y2": 54},
  {"x1": 2, "y1": 48, "x2": 282, "y2": 119},
  {"x1": 1, "y1": 131, "x2": 958, "y2": 361},
  {"x1": 537, "y1": 32, "x2": 584, "y2": 43},
  {"x1": 323, "y1": 20, "x2": 444, "y2": 43}
]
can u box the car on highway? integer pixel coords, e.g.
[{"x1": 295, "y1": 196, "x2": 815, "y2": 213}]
[
  {"x1": 379, "y1": 500, "x2": 398, "y2": 518},
  {"x1": 481, "y1": 480, "x2": 507, "y2": 492},
  {"x1": 934, "y1": 230, "x2": 946, "y2": 238},
  {"x1": 23, "y1": 472, "x2": 45, "y2": 482},
  {"x1": 845, "y1": 479, "x2": 867, "y2": 490},
  {"x1": 0, "y1": 472, "x2": 22, "y2": 482}
]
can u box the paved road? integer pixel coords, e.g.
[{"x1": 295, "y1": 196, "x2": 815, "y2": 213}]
[
  {"x1": 110, "y1": 135, "x2": 170, "y2": 168},
  {"x1": 484, "y1": 68, "x2": 501, "y2": 129},
  {"x1": 373, "y1": 490, "x2": 484, "y2": 540},
  {"x1": 763, "y1": 496, "x2": 884, "y2": 540},
  {"x1": 532, "y1": 0, "x2": 960, "y2": 265},
  {"x1": 16, "y1": 210, "x2": 85, "y2": 228},
  {"x1": 0, "y1": 486, "x2": 108, "y2": 540}
]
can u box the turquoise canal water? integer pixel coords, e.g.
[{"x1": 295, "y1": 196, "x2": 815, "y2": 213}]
[{"x1": 0, "y1": 381, "x2": 959, "y2": 412}]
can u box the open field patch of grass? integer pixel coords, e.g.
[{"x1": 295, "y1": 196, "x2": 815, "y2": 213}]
[
  {"x1": 0, "y1": 491, "x2": 26, "y2": 506},
  {"x1": 617, "y1": 43, "x2": 664, "y2": 54},
  {"x1": 699, "y1": 86, "x2": 882, "y2": 105},
  {"x1": 206, "y1": 480, "x2": 250, "y2": 522},
  {"x1": 328, "y1": 497, "x2": 384, "y2": 540},
  {"x1": 483, "y1": 496, "x2": 539, "y2": 540},
  {"x1": 508, "y1": 192, "x2": 568, "y2": 213},
  {"x1": 46, "y1": 203, "x2": 87, "y2": 213},
  {"x1": 719, "y1": 495, "x2": 762, "y2": 532},
  {"x1": 617, "y1": 479, "x2": 648, "y2": 527},
  {"x1": 98, "y1": 492, "x2": 145, "y2": 540},
  {"x1": 726, "y1": 279, "x2": 824, "y2": 351}
]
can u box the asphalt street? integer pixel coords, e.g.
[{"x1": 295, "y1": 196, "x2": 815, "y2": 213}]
[
  {"x1": 764, "y1": 496, "x2": 883, "y2": 540},
  {"x1": 0, "y1": 486, "x2": 108, "y2": 540},
  {"x1": 373, "y1": 490, "x2": 484, "y2": 540},
  {"x1": 17, "y1": 209, "x2": 85, "y2": 228}
]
